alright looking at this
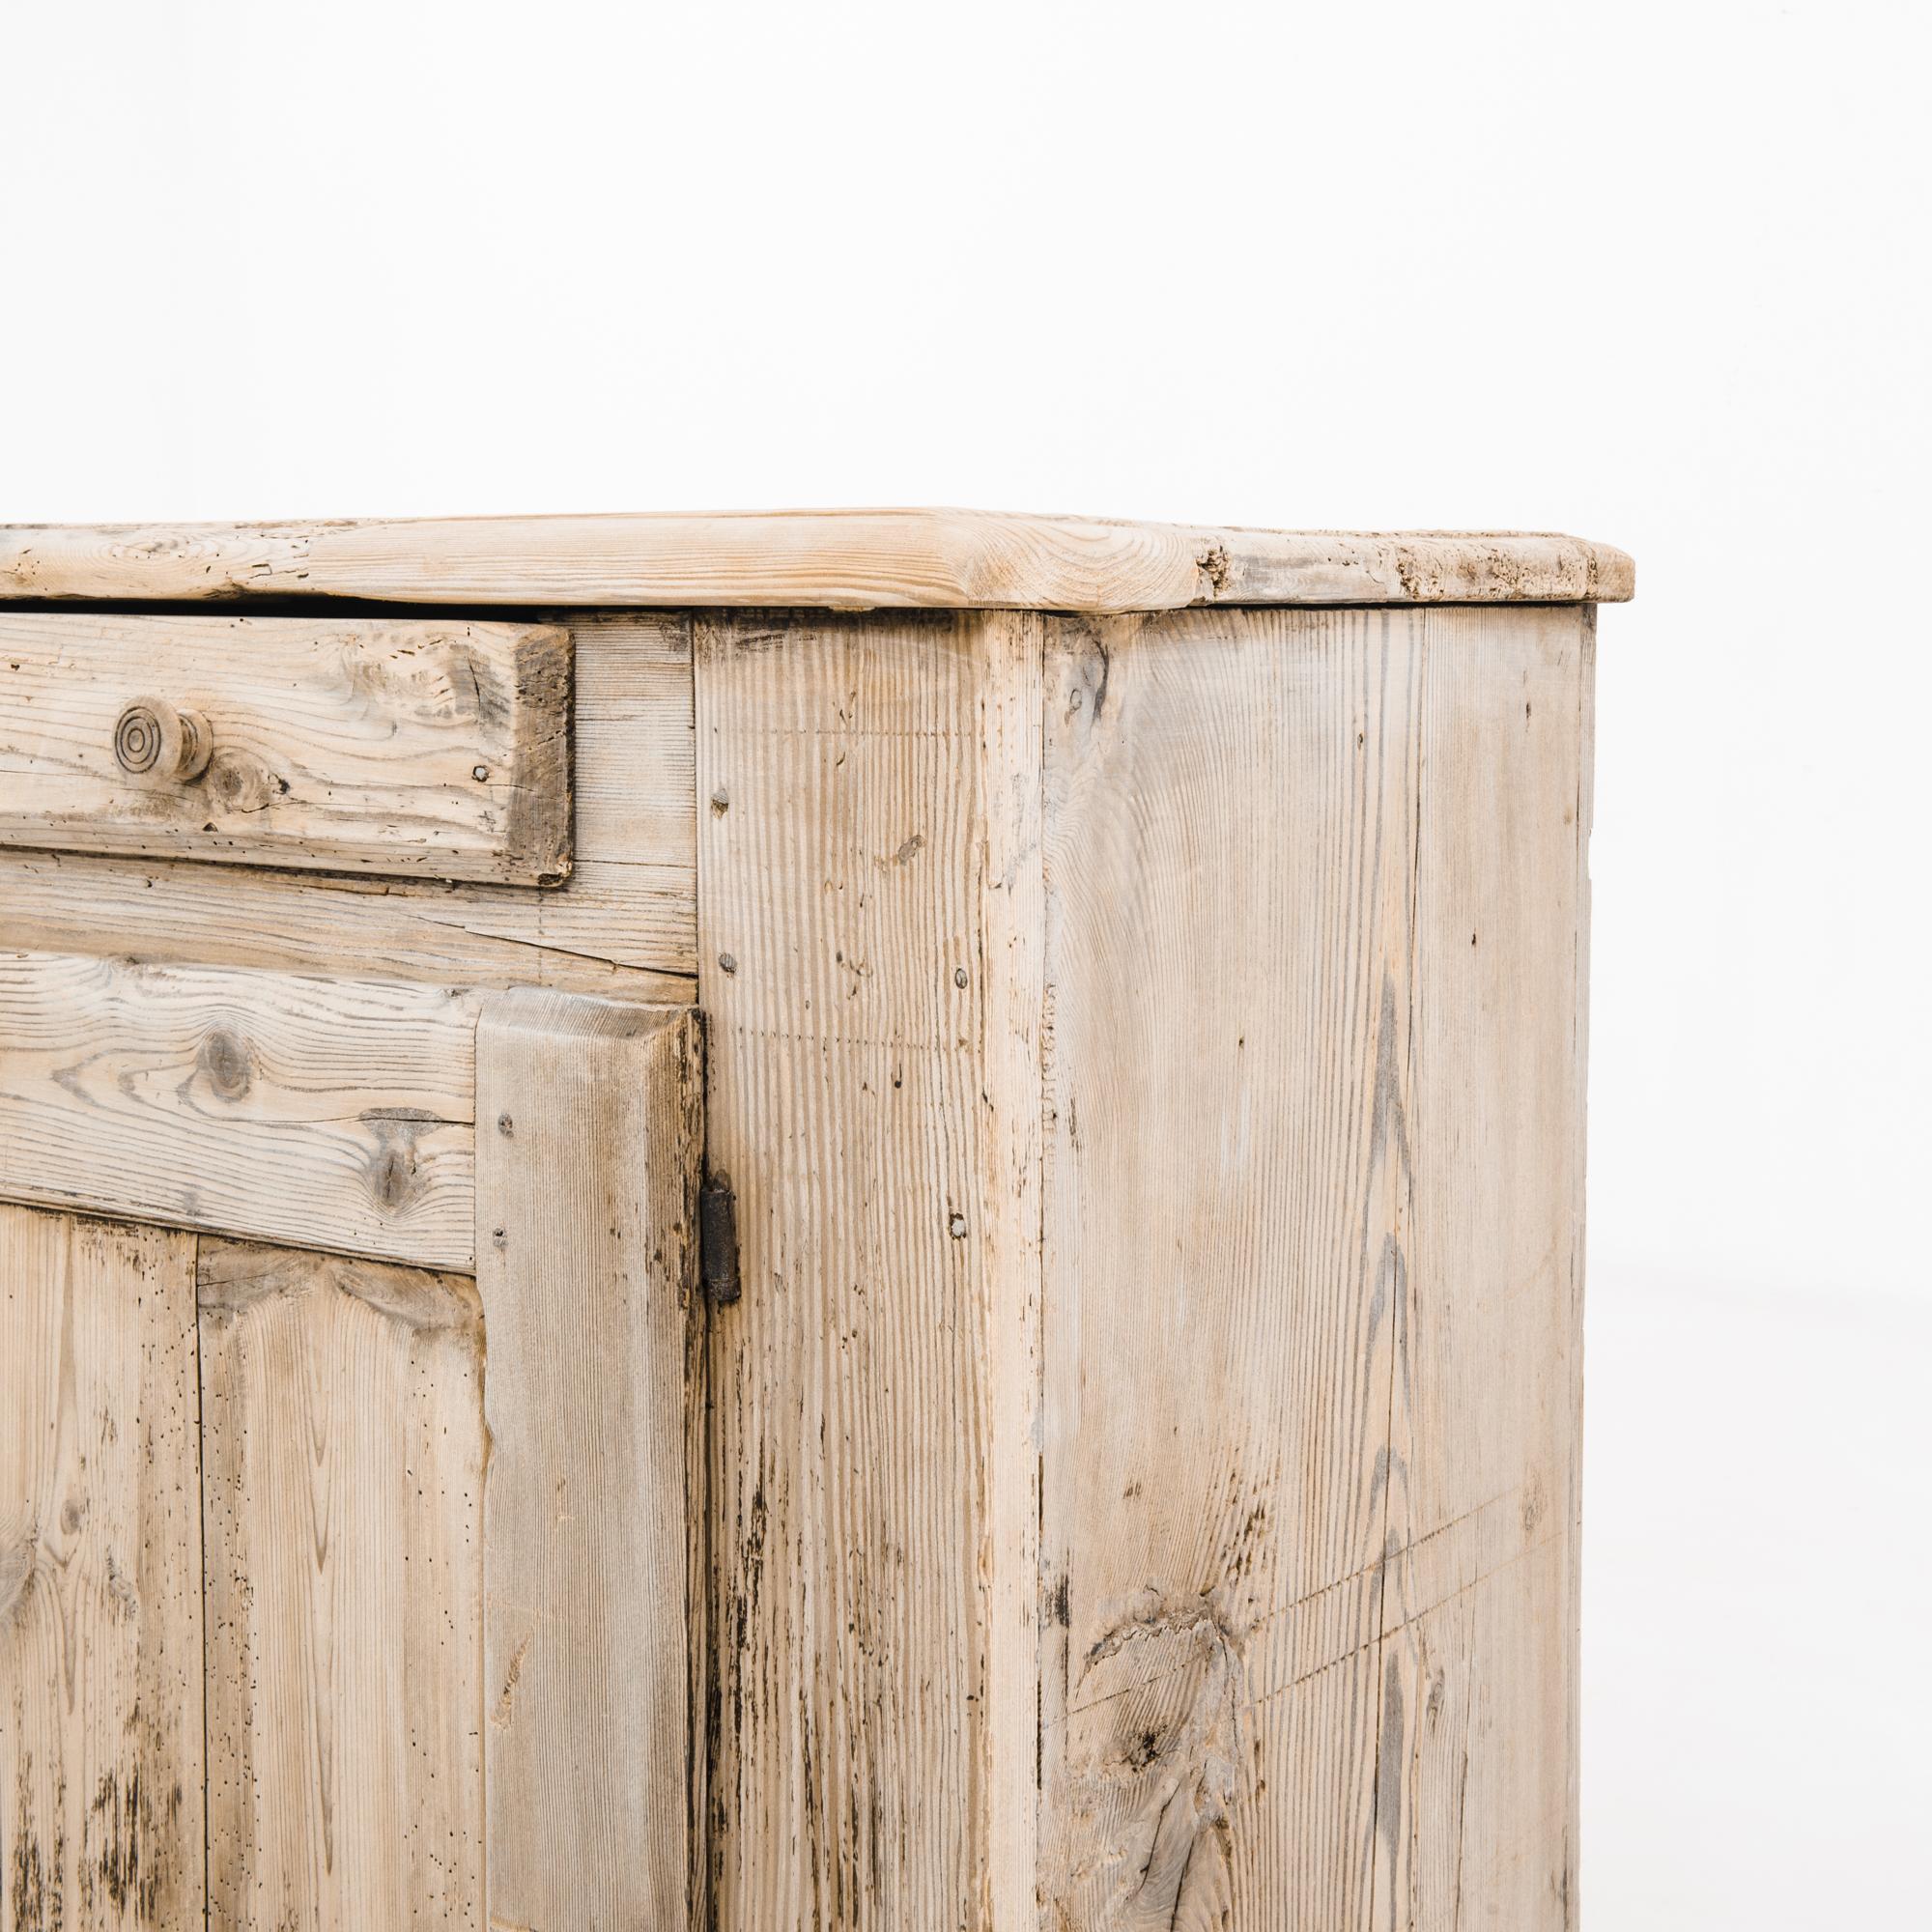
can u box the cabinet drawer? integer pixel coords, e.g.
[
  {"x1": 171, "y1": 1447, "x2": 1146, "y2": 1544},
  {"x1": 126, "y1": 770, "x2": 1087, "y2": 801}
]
[{"x1": 0, "y1": 612, "x2": 572, "y2": 884}]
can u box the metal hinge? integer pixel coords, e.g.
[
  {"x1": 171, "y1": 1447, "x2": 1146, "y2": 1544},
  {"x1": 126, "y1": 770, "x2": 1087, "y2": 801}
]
[{"x1": 698, "y1": 1170, "x2": 741, "y2": 1306}]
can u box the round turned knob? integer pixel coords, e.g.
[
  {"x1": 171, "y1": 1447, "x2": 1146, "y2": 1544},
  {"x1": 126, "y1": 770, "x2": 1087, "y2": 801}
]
[{"x1": 113, "y1": 699, "x2": 213, "y2": 783}]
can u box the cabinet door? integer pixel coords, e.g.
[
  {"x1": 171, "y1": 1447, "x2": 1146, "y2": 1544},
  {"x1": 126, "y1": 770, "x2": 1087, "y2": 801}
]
[{"x1": 0, "y1": 952, "x2": 701, "y2": 1931}]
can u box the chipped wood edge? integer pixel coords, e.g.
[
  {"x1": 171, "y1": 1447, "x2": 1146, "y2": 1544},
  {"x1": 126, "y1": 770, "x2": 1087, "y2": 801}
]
[
  {"x1": 0, "y1": 511, "x2": 1634, "y2": 612},
  {"x1": 498, "y1": 621, "x2": 575, "y2": 886},
  {"x1": 473, "y1": 989, "x2": 703, "y2": 1932}
]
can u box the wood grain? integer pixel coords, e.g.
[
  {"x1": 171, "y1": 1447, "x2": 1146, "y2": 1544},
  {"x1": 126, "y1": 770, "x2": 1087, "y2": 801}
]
[
  {"x1": 473, "y1": 990, "x2": 702, "y2": 1931},
  {"x1": 696, "y1": 611, "x2": 1047, "y2": 1927},
  {"x1": 0, "y1": 612, "x2": 696, "y2": 991},
  {"x1": 0, "y1": 613, "x2": 572, "y2": 884},
  {"x1": 0, "y1": 1205, "x2": 205, "y2": 1931},
  {"x1": 0, "y1": 512, "x2": 1634, "y2": 612},
  {"x1": 0, "y1": 952, "x2": 480, "y2": 1268},
  {"x1": 1375, "y1": 606, "x2": 1592, "y2": 1928},
  {"x1": 197, "y1": 1238, "x2": 485, "y2": 1930},
  {"x1": 1034, "y1": 604, "x2": 1591, "y2": 1928}
]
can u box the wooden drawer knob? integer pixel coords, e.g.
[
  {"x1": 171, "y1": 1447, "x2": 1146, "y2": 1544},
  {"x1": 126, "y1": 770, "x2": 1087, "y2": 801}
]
[{"x1": 113, "y1": 698, "x2": 212, "y2": 782}]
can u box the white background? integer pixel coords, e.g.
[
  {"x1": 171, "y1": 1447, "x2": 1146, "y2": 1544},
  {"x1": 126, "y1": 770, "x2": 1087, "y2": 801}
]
[{"x1": 5, "y1": 2, "x2": 1927, "y2": 1921}]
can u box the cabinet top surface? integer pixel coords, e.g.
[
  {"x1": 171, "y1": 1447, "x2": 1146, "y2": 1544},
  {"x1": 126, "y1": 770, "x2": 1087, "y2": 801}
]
[{"x1": 0, "y1": 509, "x2": 1633, "y2": 613}]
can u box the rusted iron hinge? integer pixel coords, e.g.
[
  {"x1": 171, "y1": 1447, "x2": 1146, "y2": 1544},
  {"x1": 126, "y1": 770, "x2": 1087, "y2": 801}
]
[{"x1": 698, "y1": 1170, "x2": 741, "y2": 1306}]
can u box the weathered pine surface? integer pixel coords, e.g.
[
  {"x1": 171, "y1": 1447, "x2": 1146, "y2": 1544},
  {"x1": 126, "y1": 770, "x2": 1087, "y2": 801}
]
[
  {"x1": 697, "y1": 603, "x2": 1592, "y2": 1928},
  {"x1": 473, "y1": 992, "x2": 704, "y2": 1932},
  {"x1": 0, "y1": 614, "x2": 573, "y2": 884},
  {"x1": 0, "y1": 952, "x2": 481, "y2": 1268},
  {"x1": 0, "y1": 1206, "x2": 205, "y2": 1932},
  {"x1": 1036, "y1": 605, "x2": 1590, "y2": 1929},
  {"x1": 696, "y1": 611, "x2": 1048, "y2": 1930},
  {"x1": 198, "y1": 1239, "x2": 485, "y2": 1929},
  {"x1": 0, "y1": 612, "x2": 696, "y2": 992},
  {"x1": 0, "y1": 512, "x2": 1634, "y2": 613}
]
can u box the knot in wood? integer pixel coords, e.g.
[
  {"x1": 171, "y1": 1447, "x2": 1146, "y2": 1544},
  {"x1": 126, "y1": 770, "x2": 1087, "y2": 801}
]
[{"x1": 196, "y1": 1027, "x2": 254, "y2": 1101}]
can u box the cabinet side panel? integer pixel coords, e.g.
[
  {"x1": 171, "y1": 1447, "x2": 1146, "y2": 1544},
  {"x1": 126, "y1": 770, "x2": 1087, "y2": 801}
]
[
  {"x1": 696, "y1": 612, "x2": 1045, "y2": 1929},
  {"x1": 0, "y1": 1205, "x2": 205, "y2": 1931},
  {"x1": 197, "y1": 1239, "x2": 485, "y2": 1930},
  {"x1": 1037, "y1": 605, "x2": 1590, "y2": 1930},
  {"x1": 1390, "y1": 605, "x2": 1592, "y2": 1928}
]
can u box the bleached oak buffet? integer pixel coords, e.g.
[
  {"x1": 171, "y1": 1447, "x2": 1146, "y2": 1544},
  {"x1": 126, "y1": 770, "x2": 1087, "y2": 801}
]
[{"x1": 0, "y1": 512, "x2": 1632, "y2": 1931}]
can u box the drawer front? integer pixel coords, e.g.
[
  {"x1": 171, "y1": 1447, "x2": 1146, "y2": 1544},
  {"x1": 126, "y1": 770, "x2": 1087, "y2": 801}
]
[{"x1": 0, "y1": 612, "x2": 572, "y2": 885}]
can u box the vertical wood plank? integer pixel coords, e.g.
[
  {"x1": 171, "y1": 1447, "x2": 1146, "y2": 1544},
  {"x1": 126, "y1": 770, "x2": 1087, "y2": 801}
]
[
  {"x1": 473, "y1": 992, "x2": 702, "y2": 1932},
  {"x1": 977, "y1": 612, "x2": 1048, "y2": 1932},
  {"x1": 1372, "y1": 606, "x2": 1592, "y2": 1929},
  {"x1": 0, "y1": 1205, "x2": 204, "y2": 1932},
  {"x1": 1569, "y1": 609, "x2": 1595, "y2": 1914},
  {"x1": 696, "y1": 611, "x2": 1046, "y2": 1929},
  {"x1": 1036, "y1": 605, "x2": 1591, "y2": 1929},
  {"x1": 196, "y1": 1238, "x2": 485, "y2": 1930},
  {"x1": 1038, "y1": 608, "x2": 1417, "y2": 1928}
]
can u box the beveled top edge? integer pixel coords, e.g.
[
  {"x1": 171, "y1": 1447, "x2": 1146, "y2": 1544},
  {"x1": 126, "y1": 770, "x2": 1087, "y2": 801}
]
[{"x1": 0, "y1": 509, "x2": 1634, "y2": 612}]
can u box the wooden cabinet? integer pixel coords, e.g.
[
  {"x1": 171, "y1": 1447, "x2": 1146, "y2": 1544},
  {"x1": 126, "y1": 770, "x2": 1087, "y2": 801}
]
[{"x1": 0, "y1": 511, "x2": 1631, "y2": 1929}]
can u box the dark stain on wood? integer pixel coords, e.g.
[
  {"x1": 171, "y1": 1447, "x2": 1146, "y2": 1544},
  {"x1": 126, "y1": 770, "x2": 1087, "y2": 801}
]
[
  {"x1": 76, "y1": 1748, "x2": 187, "y2": 1924},
  {"x1": 499, "y1": 625, "x2": 574, "y2": 887},
  {"x1": 1, "y1": 1735, "x2": 180, "y2": 1930},
  {"x1": 1374, "y1": 1651, "x2": 1406, "y2": 1891},
  {"x1": 9, "y1": 1743, "x2": 61, "y2": 1932}
]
